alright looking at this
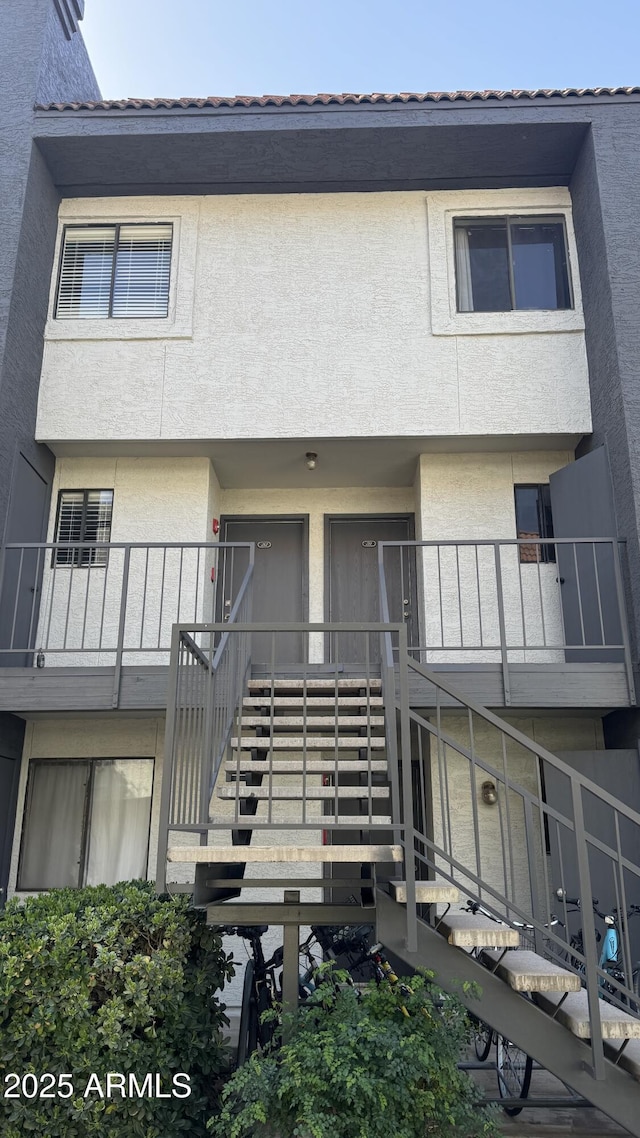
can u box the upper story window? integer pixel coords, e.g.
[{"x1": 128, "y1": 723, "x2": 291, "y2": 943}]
[
  {"x1": 55, "y1": 224, "x2": 173, "y2": 319},
  {"x1": 454, "y1": 217, "x2": 572, "y2": 313},
  {"x1": 54, "y1": 489, "x2": 114, "y2": 566},
  {"x1": 514, "y1": 484, "x2": 555, "y2": 564}
]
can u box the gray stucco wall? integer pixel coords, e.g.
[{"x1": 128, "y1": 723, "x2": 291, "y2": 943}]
[
  {"x1": 572, "y1": 109, "x2": 640, "y2": 664},
  {"x1": 37, "y1": 1, "x2": 100, "y2": 105},
  {"x1": 0, "y1": 0, "x2": 99, "y2": 833},
  {"x1": 0, "y1": 0, "x2": 99, "y2": 541}
]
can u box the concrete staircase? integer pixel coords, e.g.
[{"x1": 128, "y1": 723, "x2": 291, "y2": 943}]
[
  {"x1": 377, "y1": 884, "x2": 640, "y2": 1133},
  {"x1": 167, "y1": 675, "x2": 397, "y2": 912},
  {"x1": 163, "y1": 670, "x2": 640, "y2": 1133}
]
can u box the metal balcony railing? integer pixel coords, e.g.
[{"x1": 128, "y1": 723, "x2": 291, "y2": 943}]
[
  {"x1": 0, "y1": 541, "x2": 254, "y2": 681},
  {"x1": 378, "y1": 538, "x2": 635, "y2": 703}
]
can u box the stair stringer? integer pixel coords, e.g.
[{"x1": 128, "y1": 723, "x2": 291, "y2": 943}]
[{"x1": 376, "y1": 888, "x2": 640, "y2": 1136}]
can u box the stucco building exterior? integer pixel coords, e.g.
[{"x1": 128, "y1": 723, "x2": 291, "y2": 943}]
[{"x1": 2, "y1": 1, "x2": 640, "y2": 1118}]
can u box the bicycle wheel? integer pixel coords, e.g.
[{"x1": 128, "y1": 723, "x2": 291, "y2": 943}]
[
  {"x1": 496, "y1": 1035, "x2": 533, "y2": 1116},
  {"x1": 472, "y1": 1017, "x2": 494, "y2": 1061},
  {"x1": 237, "y1": 960, "x2": 258, "y2": 1067},
  {"x1": 256, "y1": 980, "x2": 276, "y2": 1050}
]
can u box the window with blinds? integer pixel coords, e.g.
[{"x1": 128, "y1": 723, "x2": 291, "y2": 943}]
[
  {"x1": 54, "y1": 489, "x2": 114, "y2": 566},
  {"x1": 55, "y1": 224, "x2": 173, "y2": 319}
]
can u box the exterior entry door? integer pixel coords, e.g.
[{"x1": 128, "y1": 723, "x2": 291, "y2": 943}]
[
  {"x1": 326, "y1": 515, "x2": 418, "y2": 662},
  {"x1": 549, "y1": 448, "x2": 624, "y2": 663},
  {"x1": 220, "y1": 518, "x2": 306, "y2": 664}
]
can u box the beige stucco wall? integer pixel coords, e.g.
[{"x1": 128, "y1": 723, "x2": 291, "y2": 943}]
[
  {"x1": 415, "y1": 451, "x2": 573, "y2": 662},
  {"x1": 36, "y1": 457, "x2": 218, "y2": 666},
  {"x1": 428, "y1": 713, "x2": 605, "y2": 919},
  {"x1": 37, "y1": 189, "x2": 591, "y2": 445},
  {"x1": 34, "y1": 451, "x2": 579, "y2": 666}
]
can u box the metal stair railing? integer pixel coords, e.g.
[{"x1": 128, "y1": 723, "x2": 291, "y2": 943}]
[
  {"x1": 156, "y1": 620, "x2": 415, "y2": 946},
  {"x1": 155, "y1": 558, "x2": 254, "y2": 890},
  {"x1": 392, "y1": 636, "x2": 640, "y2": 1083}
]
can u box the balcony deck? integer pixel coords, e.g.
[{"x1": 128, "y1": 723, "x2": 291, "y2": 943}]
[
  {"x1": 0, "y1": 537, "x2": 635, "y2": 714},
  {"x1": 0, "y1": 659, "x2": 631, "y2": 714}
]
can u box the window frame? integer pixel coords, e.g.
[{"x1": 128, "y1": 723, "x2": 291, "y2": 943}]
[
  {"x1": 52, "y1": 488, "x2": 114, "y2": 567},
  {"x1": 54, "y1": 221, "x2": 174, "y2": 322},
  {"x1": 426, "y1": 190, "x2": 585, "y2": 338},
  {"x1": 17, "y1": 757, "x2": 155, "y2": 892},
  {"x1": 453, "y1": 214, "x2": 574, "y2": 314},
  {"x1": 514, "y1": 483, "x2": 556, "y2": 564}
]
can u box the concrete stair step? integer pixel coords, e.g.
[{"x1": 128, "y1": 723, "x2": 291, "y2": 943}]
[
  {"x1": 218, "y1": 785, "x2": 389, "y2": 800},
  {"x1": 537, "y1": 990, "x2": 640, "y2": 1039},
  {"x1": 247, "y1": 679, "x2": 382, "y2": 692},
  {"x1": 167, "y1": 844, "x2": 403, "y2": 864},
  {"x1": 243, "y1": 696, "x2": 384, "y2": 708},
  {"x1": 224, "y1": 759, "x2": 389, "y2": 773},
  {"x1": 212, "y1": 814, "x2": 392, "y2": 826},
  {"x1": 437, "y1": 913, "x2": 521, "y2": 948},
  {"x1": 389, "y1": 879, "x2": 460, "y2": 904},
  {"x1": 481, "y1": 949, "x2": 583, "y2": 993},
  {"x1": 239, "y1": 715, "x2": 384, "y2": 729},
  {"x1": 319, "y1": 815, "x2": 392, "y2": 825},
  {"x1": 230, "y1": 736, "x2": 386, "y2": 750}
]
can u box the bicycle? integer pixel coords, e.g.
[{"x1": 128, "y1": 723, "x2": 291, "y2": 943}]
[
  {"x1": 226, "y1": 923, "x2": 344, "y2": 1066},
  {"x1": 555, "y1": 890, "x2": 640, "y2": 1004},
  {"x1": 220, "y1": 924, "x2": 280, "y2": 1065}
]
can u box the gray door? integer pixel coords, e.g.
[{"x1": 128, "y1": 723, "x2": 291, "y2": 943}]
[
  {"x1": 327, "y1": 516, "x2": 417, "y2": 662},
  {"x1": 0, "y1": 751, "x2": 20, "y2": 907},
  {"x1": 220, "y1": 518, "x2": 306, "y2": 664},
  {"x1": 549, "y1": 448, "x2": 623, "y2": 662},
  {"x1": 0, "y1": 455, "x2": 49, "y2": 666}
]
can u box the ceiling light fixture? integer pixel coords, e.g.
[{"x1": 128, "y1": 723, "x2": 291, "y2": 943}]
[{"x1": 305, "y1": 452, "x2": 318, "y2": 470}]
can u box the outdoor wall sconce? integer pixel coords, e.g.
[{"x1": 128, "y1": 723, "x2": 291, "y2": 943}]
[
  {"x1": 305, "y1": 452, "x2": 318, "y2": 470},
  {"x1": 481, "y1": 780, "x2": 498, "y2": 806}
]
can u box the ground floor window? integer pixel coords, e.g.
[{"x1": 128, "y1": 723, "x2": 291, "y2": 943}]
[{"x1": 18, "y1": 758, "x2": 153, "y2": 890}]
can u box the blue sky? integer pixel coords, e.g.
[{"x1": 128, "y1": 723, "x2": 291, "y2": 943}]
[{"x1": 81, "y1": 0, "x2": 640, "y2": 100}]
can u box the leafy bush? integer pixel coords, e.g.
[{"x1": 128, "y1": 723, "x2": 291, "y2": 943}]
[
  {"x1": 0, "y1": 880, "x2": 233, "y2": 1137},
  {"x1": 208, "y1": 971, "x2": 498, "y2": 1138}
]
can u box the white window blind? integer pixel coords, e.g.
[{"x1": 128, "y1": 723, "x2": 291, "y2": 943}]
[
  {"x1": 55, "y1": 489, "x2": 113, "y2": 565},
  {"x1": 56, "y1": 224, "x2": 173, "y2": 319}
]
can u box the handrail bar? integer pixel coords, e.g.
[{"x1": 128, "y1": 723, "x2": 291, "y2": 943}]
[
  {"x1": 406, "y1": 654, "x2": 640, "y2": 829},
  {"x1": 378, "y1": 537, "x2": 627, "y2": 547},
  {"x1": 2, "y1": 540, "x2": 254, "y2": 550},
  {"x1": 210, "y1": 555, "x2": 255, "y2": 670}
]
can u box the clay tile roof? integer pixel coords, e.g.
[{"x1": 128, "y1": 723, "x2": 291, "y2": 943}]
[{"x1": 35, "y1": 87, "x2": 640, "y2": 112}]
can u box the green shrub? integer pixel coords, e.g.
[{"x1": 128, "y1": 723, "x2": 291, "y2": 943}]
[
  {"x1": 208, "y1": 971, "x2": 498, "y2": 1138},
  {"x1": 0, "y1": 880, "x2": 233, "y2": 1137}
]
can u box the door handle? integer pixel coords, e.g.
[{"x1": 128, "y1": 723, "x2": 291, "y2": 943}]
[{"x1": 556, "y1": 577, "x2": 565, "y2": 585}]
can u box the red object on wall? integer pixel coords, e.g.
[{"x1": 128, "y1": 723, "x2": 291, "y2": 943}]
[
  {"x1": 210, "y1": 566, "x2": 215, "y2": 582},
  {"x1": 212, "y1": 517, "x2": 220, "y2": 534}
]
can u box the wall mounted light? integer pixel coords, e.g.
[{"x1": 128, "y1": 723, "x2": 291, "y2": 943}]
[
  {"x1": 305, "y1": 452, "x2": 318, "y2": 471},
  {"x1": 481, "y1": 780, "x2": 498, "y2": 806}
]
